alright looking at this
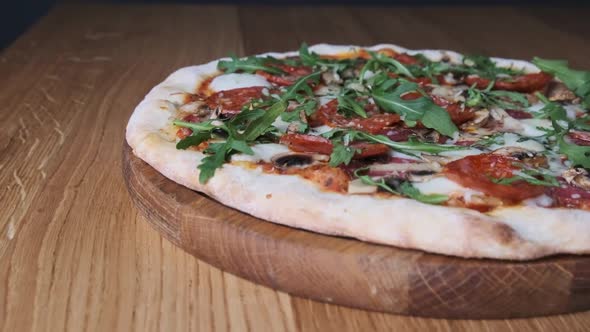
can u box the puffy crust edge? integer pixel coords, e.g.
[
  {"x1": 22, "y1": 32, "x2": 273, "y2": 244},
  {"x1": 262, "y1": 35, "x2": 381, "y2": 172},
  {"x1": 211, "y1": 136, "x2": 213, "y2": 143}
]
[{"x1": 126, "y1": 43, "x2": 590, "y2": 260}]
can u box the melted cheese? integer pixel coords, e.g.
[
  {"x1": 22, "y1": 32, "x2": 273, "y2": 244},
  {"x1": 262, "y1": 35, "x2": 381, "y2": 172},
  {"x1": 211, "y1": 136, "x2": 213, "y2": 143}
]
[
  {"x1": 413, "y1": 177, "x2": 483, "y2": 201},
  {"x1": 490, "y1": 133, "x2": 546, "y2": 152},
  {"x1": 209, "y1": 73, "x2": 271, "y2": 92},
  {"x1": 231, "y1": 144, "x2": 291, "y2": 163},
  {"x1": 518, "y1": 118, "x2": 553, "y2": 137},
  {"x1": 439, "y1": 148, "x2": 483, "y2": 159}
]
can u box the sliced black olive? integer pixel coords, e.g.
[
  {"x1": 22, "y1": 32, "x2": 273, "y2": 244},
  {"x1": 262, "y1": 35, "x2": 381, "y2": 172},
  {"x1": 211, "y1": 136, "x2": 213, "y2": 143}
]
[
  {"x1": 410, "y1": 170, "x2": 436, "y2": 176},
  {"x1": 211, "y1": 128, "x2": 228, "y2": 138},
  {"x1": 272, "y1": 154, "x2": 314, "y2": 168}
]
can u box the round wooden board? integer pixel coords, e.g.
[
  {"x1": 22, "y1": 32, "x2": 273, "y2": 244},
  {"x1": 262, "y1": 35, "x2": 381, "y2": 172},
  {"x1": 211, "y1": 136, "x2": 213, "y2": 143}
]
[{"x1": 122, "y1": 142, "x2": 590, "y2": 319}]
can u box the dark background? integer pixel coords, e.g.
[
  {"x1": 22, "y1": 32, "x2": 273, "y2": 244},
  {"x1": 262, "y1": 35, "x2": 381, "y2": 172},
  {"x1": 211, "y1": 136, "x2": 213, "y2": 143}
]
[{"x1": 1, "y1": 0, "x2": 588, "y2": 50}]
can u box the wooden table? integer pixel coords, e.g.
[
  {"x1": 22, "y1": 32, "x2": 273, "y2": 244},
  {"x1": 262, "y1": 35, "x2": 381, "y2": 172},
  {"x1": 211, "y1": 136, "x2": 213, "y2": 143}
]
[{"x1": 1, "y1": 3, "x2": 589, "y2": 331}]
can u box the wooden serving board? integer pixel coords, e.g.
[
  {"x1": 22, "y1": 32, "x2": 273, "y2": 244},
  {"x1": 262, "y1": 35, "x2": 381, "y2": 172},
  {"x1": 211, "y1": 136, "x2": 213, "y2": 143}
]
[{"x1": 122, "y1": 142, "x2": 590, "y2": 319}]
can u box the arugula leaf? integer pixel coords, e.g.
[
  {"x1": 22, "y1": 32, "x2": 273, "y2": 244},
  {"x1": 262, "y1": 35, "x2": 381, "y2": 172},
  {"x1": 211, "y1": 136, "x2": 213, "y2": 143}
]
[
  {"x1": 491, "y1": 166, "x2": 560, "y2": 187},
  {"x1": 176, "y1": 131, "x2": 212, "y2": 150},
  {"x1": 370, "y1": 51, "x2": 415, "y2": 78},
  {"x1": 532, "y1": 57, "x2": 590, "y2": 106},
  {"x1": 197, "y1": 141, "x2": 231, "y2": 183},
  {"x1": 172, "y1": 120, "x2": 216, "y2": 132},
  {"x1": 329, "y1": 142, "x2": 356, "y2": 167},
  {"x1": 217, "y1": 55, "x2": 284, "y2": 75},
  {"x1": 337, "y1": 94, "x2": 368, "y2": 118},
  {"x1": 236, "y1": 100, "x2": 288, "y2": 141},
  {"x1": 398, "y1": 182, "x2": 449, "y2": 204},
  {"x1": 281, "y1": 71, "x2": 322, "y2": 100},
  {"x1": 323, "y1": 129, "x2": 467, "y2": 154},
  {"x1": 473, "y1": 133, "x2": 505, "y2": 148},
  {"x1": 465, "y1": 82, "x2": 529, "y2": 109},
  {"x1": 558, "y1": 135, "x2": 590, "y2": 168},
  {"x1": 371, "y1": 81, "x2": 458, "y2": 136},
  {"x1": 533, "y1": 92, "x2": 567, "y2": 123},
  {"x1": 196, "y1": 138, "x2": 254, "y2": 184},
  {"x1": 573, "y1": 116, "x2": 590, "y2": 131},
  {"x1": 462, "y1": 54, "x2": 521, "y2": 79},
  {"x1": 353, "y1": 168, "x2": 448, "y2": 204},
  {"x1": 527, "y1": 94, "x2": 589, "y2": 168}
]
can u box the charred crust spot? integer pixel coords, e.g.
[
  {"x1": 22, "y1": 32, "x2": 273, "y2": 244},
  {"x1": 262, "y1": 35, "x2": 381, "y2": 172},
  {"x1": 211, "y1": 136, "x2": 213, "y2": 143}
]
[
  {"x1": 493, "y1": 223, "x2": 517, "y2": 245},
  {"x1": 324, "y1": 178, "x2": 334, "y2": 187}
]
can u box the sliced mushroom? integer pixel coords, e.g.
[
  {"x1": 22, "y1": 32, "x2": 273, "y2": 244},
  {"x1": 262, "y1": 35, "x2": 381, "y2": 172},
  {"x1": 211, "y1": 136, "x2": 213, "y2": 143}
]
[
  {"x1": 464, "y1": 109, "x2": 490, "y2": 129},
  {"x1": 563, "y1": 168, "x2": 590, "y2": 190},
  {"x1": 492, "y1": 147, "x2": 548, "y2": 167},
  {"x1": 315, "y1": 84, "x2": 341, "y2": 96},
  {"x1": 321, "y1": 71, "x2": 343, "y2": 85},
  {"x1": 179, "y1": 100, "x2": 207, "y2": 114},
  {"x1": 347, "y1": 178, "x2": 378, "y2": 194},
  {"x1": 546, "y1": 82, "x2": 577, "y2": 102},
  {"x1": 271, "y1": 153, "x2": 327, "y2": 169},
  {"x1": 406, "y1": 170, "x2": 438, "y2": 183}
]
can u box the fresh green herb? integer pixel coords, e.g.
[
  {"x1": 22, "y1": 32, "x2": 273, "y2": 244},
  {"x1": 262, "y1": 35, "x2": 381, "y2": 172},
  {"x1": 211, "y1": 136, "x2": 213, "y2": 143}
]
[
  {"x1": 217, "y1": 55, "x2": 284, "y2": 75},
  {"x1": 465, "y1": 82, "x2": 530, "y2": 109},
  {"x1": 491, "y1": 165, "x2": 560, "y2": 187},
  {"x1": 462, "y1": 54, "x2": 521, "y2": 79},
  {"x1": 176, "y1": 131, "x2": 212, "y2": 150},
  {"x1": 558, "y1": 134, "x2": 590, "y2": 168},
  {"x1": 399, "y1": 181, "x2": 449, "y2": 204},
  {"x1": 359, "y1": 51, "x2": 415, "y2": 84},
  {"x1": 329, "y1": 142, "x2": 357, "y2": 167},
  {"x1": 371, "y1": 80, "x2": 458, "y2": 137},
  {"x1": 370, "y1": 51, "x2": 415, "y2": 78},
  {"x1": 531, "y1": 93, "x2": 590, "y2": 167},
  {"x1": 533, "y1": 92, "x2": 568, "y2": 123},
  {"x1": 532, "y1": 57, "x2": 590, "y2": 106},
  {"x1": 337, "y1": 94, "x2": 368, "y2": 118},
  {"x1": 573, "y1": 116, "x2": 590, "y2": 131},
  {"x1": 175, "y1": 72, "x2": 322, "y2": 183},
  {"x1": 353, "y1": 168, "x2": 448, "y2": 204},
  {"x1": 281, "y1": 71, "x2": 322, "y2": 100},
  {"x1": 473, "y1": 133, "x2": 505, "y2": 148},
  {"x1": 323, "y1": 129, "x2": 467, "y2": 155},
  {"x1": 172, "y1": 120, "x2": 216, "y2": 132}
]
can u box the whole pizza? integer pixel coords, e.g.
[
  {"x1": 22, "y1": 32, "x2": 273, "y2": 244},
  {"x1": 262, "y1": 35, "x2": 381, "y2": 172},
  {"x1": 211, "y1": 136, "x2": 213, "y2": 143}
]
[{"x1": 126, "y1": 44, "x2": 590, "y2": 260}]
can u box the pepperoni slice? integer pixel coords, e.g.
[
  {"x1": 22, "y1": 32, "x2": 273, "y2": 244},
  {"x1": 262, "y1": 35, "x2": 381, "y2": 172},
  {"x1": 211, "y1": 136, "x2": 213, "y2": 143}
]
[
  {"x1": 279, "y1": 133, "x2": 389, "y2": 159},
  {"x1": 444, "y1": 153, "x2": 546, "y2": 203},
  {"x1": 280, "y1": 134, "x2": 333, "y2": 155},
  {"x1": 311, "y1": 99, "x2": 401, "y2": 134},
  {"x1": 402, "y1": 92, "x2": 476, "y2": 125},
  {"x1": 256, "y1": 64, "x2": 313, "y2": 86},
  {"x1": 464, "y1": 72, "x2": 552, "y2": 93},
  {"x1": 505, "y1": 109, "x2": 533, "y2": 119},
  {"x1": 176, "y1": 114, "x2": 203, "y2": 139},
  {"x1": 205, "y1": 86, "x2": 266, "y2": 115},
  {"x1": 548, "y1": 185, "x2": 590, "y2": 210},
  {"x1": 568, "y1": 131, "x2": 590, "y2": 146},
  {"x1": 431, "y1": 95, "x2": 476, "y2": 125}
]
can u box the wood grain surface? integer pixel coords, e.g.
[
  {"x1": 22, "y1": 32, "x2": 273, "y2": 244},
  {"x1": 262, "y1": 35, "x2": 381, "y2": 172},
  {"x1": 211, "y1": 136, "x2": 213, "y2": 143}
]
[
  {"x1": 123, "y1": 142, "x2": 590, "y2": 319},
  {"x1": 1, "y1": 3, "x2": 590, "y2": 331}
]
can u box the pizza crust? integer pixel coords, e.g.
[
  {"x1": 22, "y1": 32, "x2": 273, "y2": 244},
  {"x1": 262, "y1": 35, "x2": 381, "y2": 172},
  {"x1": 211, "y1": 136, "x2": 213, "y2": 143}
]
[{"x1": 126, "y1": 43, "x2": 590, "y2": 260}]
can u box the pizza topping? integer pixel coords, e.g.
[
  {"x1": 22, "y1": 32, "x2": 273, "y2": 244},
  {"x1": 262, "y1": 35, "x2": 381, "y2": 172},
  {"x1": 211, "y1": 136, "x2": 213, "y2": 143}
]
[
  {"x1": 205, "y1": 86, "x2": 267, "y2": 116},
  {"x1": 562, "y1": 168, "x2": 590, "y2": 191},
  {"x1": 464, "y1": 72, "x2": 552, "y2": 93},
  {"x1": 209, "y1": 73, "x2": 271, "y2": 92},
  {"x1": 444, "y1": 153, "x2": 549, "y2": 202},
  {"x1": 271, "y1": 153, "x2": 315, "y2": 169},
  {"x1": 172, "y1": 43, "x2": 590, "y2": 210}
]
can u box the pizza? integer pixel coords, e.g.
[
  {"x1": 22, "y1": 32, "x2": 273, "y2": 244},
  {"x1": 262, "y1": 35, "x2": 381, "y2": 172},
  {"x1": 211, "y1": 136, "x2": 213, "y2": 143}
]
[{"x1": 126, "y1": 44, "x2": 590, "y2": 260}]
